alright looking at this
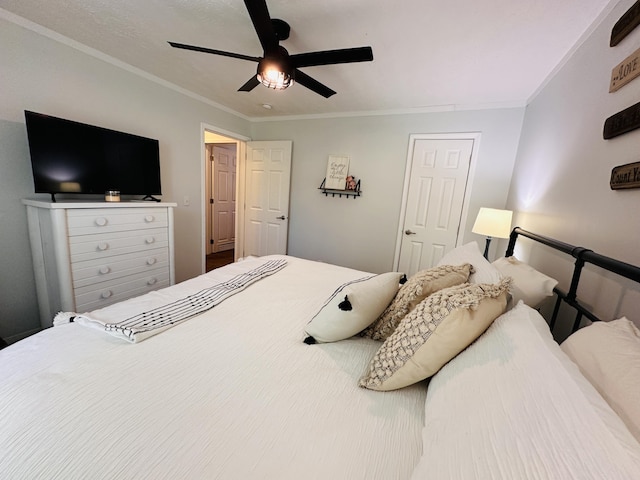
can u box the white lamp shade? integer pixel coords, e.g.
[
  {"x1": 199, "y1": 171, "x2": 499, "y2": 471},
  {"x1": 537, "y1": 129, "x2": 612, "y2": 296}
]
[{"x1": 472, "y1": 208, "x2": 513, "y2": 239}]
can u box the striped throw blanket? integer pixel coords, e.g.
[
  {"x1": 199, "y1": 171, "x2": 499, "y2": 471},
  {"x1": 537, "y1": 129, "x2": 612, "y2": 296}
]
[{"x1": 55, "y1": 258, "x2": 287, "y2": 343}]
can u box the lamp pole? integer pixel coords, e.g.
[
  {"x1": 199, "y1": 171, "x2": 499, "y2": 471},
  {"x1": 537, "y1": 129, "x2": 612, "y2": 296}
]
[{"x1": 482, "y1": 236, "x2": 492, "y2": 259}]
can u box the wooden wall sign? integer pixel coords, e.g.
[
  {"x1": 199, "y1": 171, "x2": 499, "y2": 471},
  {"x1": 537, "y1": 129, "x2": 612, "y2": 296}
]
[
  {"x1": 603, "y1": 101, "x2": 640, "y2": 139},
  {"x1": 611, "y1": 0, "x2": 640, "y2": 47},
  {"x1": 610, "y1": 47, "x2": 640, "y2": 91},
  {"x1": 610, "y1": 161, "x2": 640, "y2": 189}
]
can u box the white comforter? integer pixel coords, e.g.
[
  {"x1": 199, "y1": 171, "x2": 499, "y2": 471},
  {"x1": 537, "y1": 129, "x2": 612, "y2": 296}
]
[{"x1": 0, "y1": 256, "x2": 426, "y2": 480}]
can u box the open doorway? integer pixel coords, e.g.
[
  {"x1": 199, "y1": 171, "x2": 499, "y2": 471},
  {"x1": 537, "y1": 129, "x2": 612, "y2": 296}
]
[
  {"x1": 200, "y1": 124, "x2": 292, "y2": 274},
  {"x1": 204, "y1": 130, "x2": 240, "y2": 272}
]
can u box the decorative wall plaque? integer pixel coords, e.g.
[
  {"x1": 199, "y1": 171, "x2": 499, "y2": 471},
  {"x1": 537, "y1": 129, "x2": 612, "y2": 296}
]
[
  {"x1": 610, "y1": 161, "x2": 640, "y2": 189},
  {"x1": 610, "y1": 47, "x2": 640, "y2": 92},
  {"x1": 603, "y1": 101, "x2": 640, "y2": 139},
  {"x1": 611, "y1": 0, "x2": 640, "y2": 47},
  {"x1": 324, "y1": 155, "x2": 350, "y2": 189}
]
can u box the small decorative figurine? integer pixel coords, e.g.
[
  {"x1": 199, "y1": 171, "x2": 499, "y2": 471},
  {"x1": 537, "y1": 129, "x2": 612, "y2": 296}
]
[{"x1": 345, "y1": 175, "x2": 357, "y2": 190}]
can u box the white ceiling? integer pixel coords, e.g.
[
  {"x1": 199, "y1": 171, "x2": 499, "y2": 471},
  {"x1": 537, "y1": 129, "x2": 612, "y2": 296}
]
[{"x1": 0, "y1": 0, "x2": 616, "y2": 119}]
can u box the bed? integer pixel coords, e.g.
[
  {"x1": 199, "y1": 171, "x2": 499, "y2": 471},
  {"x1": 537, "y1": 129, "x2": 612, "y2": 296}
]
[{"x1": 1, "y1": 228, "x2": 640, "y2": 479}]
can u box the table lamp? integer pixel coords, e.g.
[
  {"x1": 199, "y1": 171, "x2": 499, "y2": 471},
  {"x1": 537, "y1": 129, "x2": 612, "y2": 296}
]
[{"x1": 472, "y1": 208, "x2": 513, "y2": 259}]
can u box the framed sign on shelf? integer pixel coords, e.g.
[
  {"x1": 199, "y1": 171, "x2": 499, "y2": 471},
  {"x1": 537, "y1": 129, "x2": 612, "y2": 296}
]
[{"x1": 325, "y1": 155, "x2": 350, "y2": 189}]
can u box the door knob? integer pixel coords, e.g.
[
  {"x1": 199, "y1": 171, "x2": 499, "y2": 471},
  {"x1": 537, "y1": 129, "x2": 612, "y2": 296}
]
[
  {"x1": 276, "y1": 215, "x2": 287, "y2": 220},
  {"x1": 405, "y1": 229, "x2": 416, "y2": 235}
]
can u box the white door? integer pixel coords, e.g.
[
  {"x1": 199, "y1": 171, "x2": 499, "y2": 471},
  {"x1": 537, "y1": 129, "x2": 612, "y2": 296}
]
[
  {"x1": 205, "y1": 143, "x2": 214, "y2": 255},
  {"x1": 244, "y1": 140, "x2": 292, "y2": 257},
  {"x1": 212, "y1": 144, "x2": 236, "y2": 252},
  {"x1": 396, "y1": 137, "x2": 473, "y2": 276}
]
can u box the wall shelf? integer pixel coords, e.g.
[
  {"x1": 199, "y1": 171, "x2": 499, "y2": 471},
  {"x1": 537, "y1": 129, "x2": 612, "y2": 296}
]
[{"x1": 318, "y1": 178, "x2": 361, "y2": 198}]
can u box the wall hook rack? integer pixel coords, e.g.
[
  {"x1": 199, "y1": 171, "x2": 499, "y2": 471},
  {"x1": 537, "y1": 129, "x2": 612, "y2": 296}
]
[{"x1": 318, "y1": 178, "x2": 362, "y2": 198}]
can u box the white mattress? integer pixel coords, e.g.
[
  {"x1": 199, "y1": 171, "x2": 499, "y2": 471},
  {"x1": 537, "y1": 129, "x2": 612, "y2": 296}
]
[{"x1": 0, "y1": 256, "x2": 426, "y2": 480}]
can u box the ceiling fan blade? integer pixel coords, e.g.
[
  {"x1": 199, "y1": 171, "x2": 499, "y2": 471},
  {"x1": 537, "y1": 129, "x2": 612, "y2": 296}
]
[
  {"x1": 243, "y1": 0, "x2": 278, "y2": 52},
  {"x1": 238, "y1": 76, "x2": 261, "y2": 92},
  {"x1": 168, "y1": 42, "x2": 260, "y2": 62},
  {"x1": 291, "y1": 46, "x2": 373, "y2": 68},
  {"x1": 294, "y1": 69, "x2": 336, "y2": 98}
]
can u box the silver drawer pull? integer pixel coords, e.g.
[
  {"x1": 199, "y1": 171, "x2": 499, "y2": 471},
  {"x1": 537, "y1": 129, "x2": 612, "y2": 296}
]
[
  {"x1": 100, "y1": 290, "x2": 113, "y2": 299},
  {"x1": 147, "y1": 277, "x2": 157, "y2": 286},
  {"x1": 145, "y1": 236, "x2": 155, "y2": 244},
  {"x1": 146, "y1": 258, "x2": 157, "y2": 266},
  {"x1": 98, "y1": 243, "x2": 109, "y2": 251},
  {"x1": 99, "y1": 266, "x2": 111, "y2": 275},
  {"x1": 95, "y1": 217, "x2": 108, "y2": 226},
  {"x1": 144, "y1": 215, "x2": 155, "y2": 223}
]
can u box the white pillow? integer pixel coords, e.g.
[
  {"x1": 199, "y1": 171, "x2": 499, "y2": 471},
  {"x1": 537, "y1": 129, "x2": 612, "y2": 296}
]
[
  {"x1": 304, "y1": 272, "x2": 402, "y2": 343},
  {"x1": 410, "y1": 304, "x2": 640, "y2": 479},
  {"x1": 437, "y1": 241, "x2": 502, "y2": 284},
  {"x1": 492, "y1": 256, "x2": 558, "y2": 307},
  {"x1": 561, "y1": 318, "x2": 640, "y2": 443}
]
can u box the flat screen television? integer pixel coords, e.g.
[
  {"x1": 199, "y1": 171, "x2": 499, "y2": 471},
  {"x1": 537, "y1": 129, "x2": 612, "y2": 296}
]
[{"x1": 24, "y1": 111, "x2": 162, "y2": 202}]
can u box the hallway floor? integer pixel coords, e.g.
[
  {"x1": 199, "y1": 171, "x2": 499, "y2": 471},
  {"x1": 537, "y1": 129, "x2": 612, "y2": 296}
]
[{"x1": 206, "y1": 249, "x2": 234, "y2": 272}]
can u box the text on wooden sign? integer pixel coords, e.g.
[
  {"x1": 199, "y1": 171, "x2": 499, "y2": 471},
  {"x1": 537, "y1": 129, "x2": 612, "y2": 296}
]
[
  {"x1": 610, "y1": 47, "x2": 640, "y2": 92},
  {"x1": 603, "y1": 101, "x2": 640, "y2": 139},
  {"x1": 610, "y1": 161, "x2": 640, "y2": 190},
  {"x1": 611, "y1": 0, "x2": 640, "y2": 47}
]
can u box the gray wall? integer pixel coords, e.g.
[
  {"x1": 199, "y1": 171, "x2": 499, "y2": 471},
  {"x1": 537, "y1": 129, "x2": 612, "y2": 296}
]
[
  {"x1": 0, "y1": 17, "x2": 251, "y2": 342},
  {"x1": 507, "y1": 0, "x2": 640, "y2": 329},
  {"x1": 251, "y1": 108, "x2": 524, "y2": 273},
  {"x1": 0, "y1": 119, "x2": 42, "y2": 340},
  {"x1": 0, "y1": 15, "x2": 525, "y2": 342}
]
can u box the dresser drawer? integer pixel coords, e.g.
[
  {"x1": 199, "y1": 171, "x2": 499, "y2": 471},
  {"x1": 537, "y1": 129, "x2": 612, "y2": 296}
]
[
  {"x1": 23, "y1": 201, "x2": 176, "y2": 328},
  {"x1": 66, "y1": 208, "x2": 168, "y2": 236},
  {"x1": 74, "y1": 268, "x2": 171, "y2": 313},
  {"x1": 68, "y1": 228, "x2": 168, "y2": 262},
  {"x1": 71, "y1": 247, "x2": 169, "y2": 288}
]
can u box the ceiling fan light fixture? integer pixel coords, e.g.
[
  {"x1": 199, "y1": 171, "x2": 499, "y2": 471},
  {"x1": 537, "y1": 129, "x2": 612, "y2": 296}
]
[
  {"x1": 257, "y1": 58, "x2": 293, "y2": 90},
  {"x1": 169, "y1": 0, "x2": 373, "y2": 98}
]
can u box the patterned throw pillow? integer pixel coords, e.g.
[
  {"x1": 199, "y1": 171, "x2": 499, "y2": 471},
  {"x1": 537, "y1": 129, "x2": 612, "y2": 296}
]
[
  {"x1": 359, "y1": 278, "x2": 510, "y2": 391},
  {"x1": 361, "y1": 264, "x2": 473, "y2": 341},
  {"x1": 304, "y1": 272, "x2": 403, "y2": 344}
]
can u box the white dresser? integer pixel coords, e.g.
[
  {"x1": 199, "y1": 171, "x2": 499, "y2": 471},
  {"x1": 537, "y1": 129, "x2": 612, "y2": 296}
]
[{"x1": 23, "y1": 200, "x2": 177, "y2": 328}]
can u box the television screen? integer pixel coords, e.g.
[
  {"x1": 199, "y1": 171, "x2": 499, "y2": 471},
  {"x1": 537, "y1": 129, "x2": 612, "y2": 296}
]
[{"x1": 24, "y1": 111, "x2": 161, "y2": 199}]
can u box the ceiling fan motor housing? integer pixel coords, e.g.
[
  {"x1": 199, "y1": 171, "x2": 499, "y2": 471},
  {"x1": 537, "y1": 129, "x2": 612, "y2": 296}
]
[{"x1": 271, "y1": 18, "x2": 290, "y2": 41}]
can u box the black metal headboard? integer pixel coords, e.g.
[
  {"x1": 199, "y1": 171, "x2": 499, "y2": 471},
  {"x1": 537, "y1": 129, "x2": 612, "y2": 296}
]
[{"x1": 506, "y1": 227, "x2": 640, "y2": 333}]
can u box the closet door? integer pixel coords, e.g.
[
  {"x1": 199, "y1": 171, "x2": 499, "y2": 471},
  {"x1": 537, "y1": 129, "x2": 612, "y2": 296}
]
[{"x1": 395, "y1": 137, "x2": 474, "y2": 276}]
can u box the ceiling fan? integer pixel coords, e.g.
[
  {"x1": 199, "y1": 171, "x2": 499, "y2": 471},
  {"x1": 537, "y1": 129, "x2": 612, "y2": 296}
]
[{"x1": 168, "y1": 0, "x2": 373, "y2": 98}]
